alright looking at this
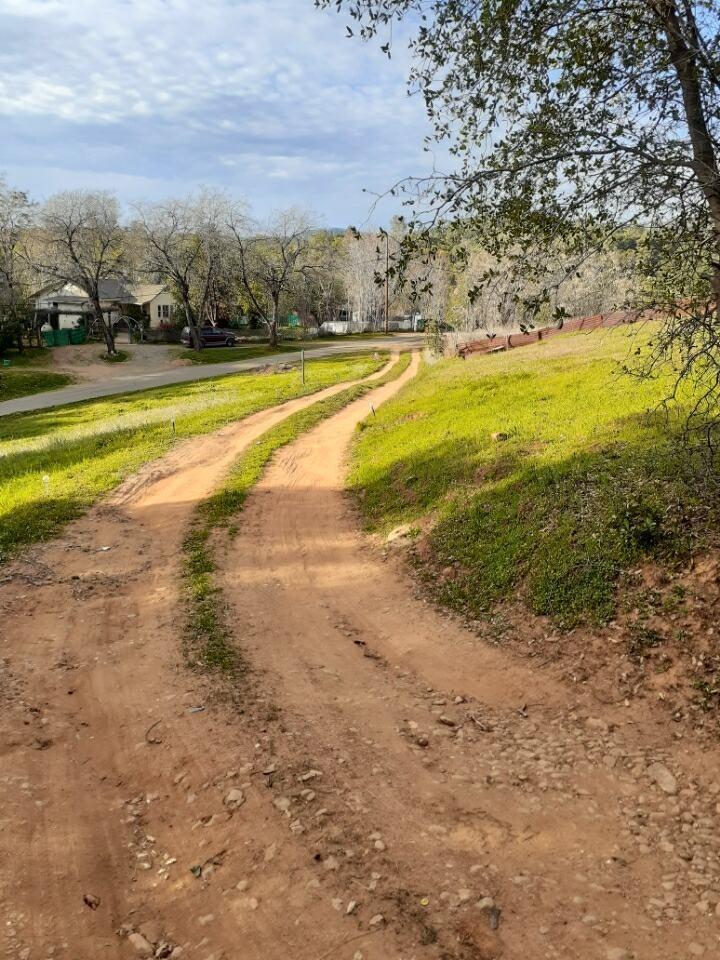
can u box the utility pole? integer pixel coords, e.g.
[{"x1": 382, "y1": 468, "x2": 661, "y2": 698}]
[{"x1": 384, "y1": 232, "x2": 390, "y2": 335}]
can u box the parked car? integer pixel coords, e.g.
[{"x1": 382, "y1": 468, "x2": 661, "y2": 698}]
[{"x1": 180, "y1": 325, "x2": 239, "y2": 348}]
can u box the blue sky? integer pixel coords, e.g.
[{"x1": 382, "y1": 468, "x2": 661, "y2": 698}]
[{"x1": 0, "y1": 0, "x2": 438, "y2": 226}]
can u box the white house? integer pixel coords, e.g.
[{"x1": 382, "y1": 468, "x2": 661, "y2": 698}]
[{"x1": 34, "y1": 280, "x2": 175, "y2": 331}]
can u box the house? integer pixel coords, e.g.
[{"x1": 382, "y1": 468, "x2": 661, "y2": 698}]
[{"x1": 34, "y1": 280, "x2": 176, "y2": 331}]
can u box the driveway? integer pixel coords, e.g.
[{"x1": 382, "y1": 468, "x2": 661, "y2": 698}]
[{"x1": 0, "y1": 334, "x2": 423, "y2": 417}]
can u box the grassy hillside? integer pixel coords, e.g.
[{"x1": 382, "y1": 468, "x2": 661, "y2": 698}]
[
  {"x1": 0, "y1": 352, "x2": 384, "y2": 563},
  {"x1": 349, "y1": 325, "x2": 716, "y2": 628},
  {"x1": 0, "y1": 349, "x2": 73, "y2": 400}
]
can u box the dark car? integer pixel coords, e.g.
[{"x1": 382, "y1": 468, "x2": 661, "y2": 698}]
[{"x1": 180, "y1": 325, "x2": 239, "y2": 348}]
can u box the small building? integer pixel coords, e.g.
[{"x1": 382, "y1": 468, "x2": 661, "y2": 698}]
[{"x1": 34, "y1": 280, "x2": 175, "y2": 331}]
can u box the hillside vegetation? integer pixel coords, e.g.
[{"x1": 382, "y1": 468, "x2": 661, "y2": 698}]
[{"x1": 349, "y1": 325, "x2": 717, "y2": 628}]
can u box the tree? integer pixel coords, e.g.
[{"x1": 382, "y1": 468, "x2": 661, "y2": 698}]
[
  {"x1": 0, "y1": 177, "x2": 34, "y2": 355},
  {"x1": 31, "y1": 191, "x2": 123, "y2": 355},
  {"x1": 227, "y1": 209, "x2": 315, "y2": 346},
  {"x1": 133, "y1": 192, "x2": 238, "y2": 350},
  {"x1": 319, "y1": 0, "x2": 720, "y2": 430},
  {"x1": 341, "y1": 230, "x2": 385, "y2": 328}
]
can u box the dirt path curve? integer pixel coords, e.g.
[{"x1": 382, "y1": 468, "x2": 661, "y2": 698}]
[
  {"x1": 216, "y1": 365, "x2": 720, "y2": 959},
  {"x1": 2, "y1": 350, "x2": 720, "y2": 960},
  {"x1": 0, "y1": 355, "x2": 408, "y2": 960}
]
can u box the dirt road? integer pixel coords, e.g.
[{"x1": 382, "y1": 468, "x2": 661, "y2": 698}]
[{"x1": 1, "y1": 352, "x2": 719, "y2": 960}]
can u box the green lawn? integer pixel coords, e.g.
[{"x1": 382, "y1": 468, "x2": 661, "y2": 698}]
[
  {"x1": 0, "y1": 348, "x2": 72, "y2": 401},
  {"x1": 0, "y1": 352, "x2": 385, "y2": 563},
  {"x1": 171, "y1": 343, "x2": 309, "y2": 364},
  {"x1": 349, "y1": 325, "x2": 715, "y2": 628},
  {"x1": 0, "y1": 369, "x2": 74, "y2": 401}
]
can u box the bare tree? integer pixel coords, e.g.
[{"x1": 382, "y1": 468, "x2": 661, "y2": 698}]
[
  {"x1": 0, "y1": 177, "x2": 34, "y2": 354},
  {"x1": 227, "y1": 208, "x2": 314, "y2": 347},
  {"x1": 30, "y1": 191, "x2": 124, "y2": 355},
  {"x1": 340, "y1": 230, "x2": 385, "y2": 328},
  {"x1": 132, "y1": 192, "x2": 239, "y2": 350}
]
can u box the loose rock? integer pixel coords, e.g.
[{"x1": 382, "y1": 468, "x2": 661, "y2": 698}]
[
  {"x1": 223, "y1": 788, "x2": 245, "y2": 811},
  {"x1": 128, "y1": 933, "x2": 154, "y2": 958},
  {"x1": 647, "y1": 763, "x2": 678, "y2": 795}
]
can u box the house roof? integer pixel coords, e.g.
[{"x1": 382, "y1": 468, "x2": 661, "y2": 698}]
[
  {"x1": 34, "y1": 279, "x2": 167, "y2": 305},
  {"x1": 128, "y1": 283, "x2": 165, "y2": 305}
]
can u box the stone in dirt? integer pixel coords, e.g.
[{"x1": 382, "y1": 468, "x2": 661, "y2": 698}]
[
  {"x1": 368, "y1": 914, "x2": 384, "y2": 927},
  {"x1": 299, "y1": 769, "x2": 322, "y2": 782},
  {"x1": 127, "y1": 933, "x2": 154, "y2": 957},
  {"x1": 138, "y1": 920, "x2": 163, "y2": 944},
  {"x1": 223, "y1": 788, "x2": 245, "y2": 810},
  {"x1": 647, "y1": 763, "x2": 678, "y2": 795}
]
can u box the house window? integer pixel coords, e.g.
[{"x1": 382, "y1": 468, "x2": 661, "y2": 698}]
[
  {"x1": 162, "y1": 304, "x2": 170, "y2": 318},
  {"x1": 157, "y1": 305, "x2": 162, "y2": 318}
]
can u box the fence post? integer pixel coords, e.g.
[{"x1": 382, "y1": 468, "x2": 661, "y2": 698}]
[{"x1": 301, "y1": 349, "x2": 305, "y2": 385}]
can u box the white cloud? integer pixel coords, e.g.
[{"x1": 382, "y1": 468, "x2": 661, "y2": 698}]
[{"x1": 0, "y1": 0, "x2": 441, "y2": 222}]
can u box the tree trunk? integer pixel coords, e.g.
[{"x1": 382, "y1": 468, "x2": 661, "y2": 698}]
[
  {"x1": 268, "y1": 300, "x2": 279, "y2": 347},
  {"x1": 659, "y1": 0, "x2": 720, "y2": 307},
  {"x1": 92, "y1": 298, "x2": 116, "y2": 355},
  {"x1": 182, "y1": 297, "x2": 203, "y2": 351}
]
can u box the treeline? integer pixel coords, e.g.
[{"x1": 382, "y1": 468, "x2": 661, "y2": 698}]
[{"x1": 0, "y1": 178, "x2": 641, "y2": 355}]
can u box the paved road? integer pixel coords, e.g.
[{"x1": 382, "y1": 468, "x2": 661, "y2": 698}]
[{"x1": 0, "y1": 334, "x2": 424, "y2": 417}]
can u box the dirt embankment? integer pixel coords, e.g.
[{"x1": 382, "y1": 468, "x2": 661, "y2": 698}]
[{"x1": 1, "y1": 350, "x2": 719, "y2": 960}]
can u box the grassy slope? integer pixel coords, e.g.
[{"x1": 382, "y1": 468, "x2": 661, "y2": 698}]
[
  {"x1": 183, "y1": 353, "x2": 411, "y2": 681},
  {"x1": 0, "y1": 352, "x2": 384, "y2": 563},
  {"x1": 0, "y1": 348, "x2": 73, "y2": 401},
  {"x1": 0, "y1": 369, "x2": 74, "y2": 401},
  {"x1": 349, "y1": 326, "x2": 716, "y2": 628}
]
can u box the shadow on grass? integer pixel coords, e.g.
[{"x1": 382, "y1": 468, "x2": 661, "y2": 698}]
[{"x1": 0, "y1": 496, "x2": 85, "y2": 563}]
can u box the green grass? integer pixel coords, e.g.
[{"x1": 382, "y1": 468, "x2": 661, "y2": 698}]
[
  {"x1": 0, "y1": 369, "x2": 74, "y2": 401},
  {"x1": 1, "y1": 347, "x2": 53, "y2": 367},
  {"x1": 182, "y1": 353, "x2": 411, "y2": 680},
  {"x1": 348, "y1": 326, "x2": 717, "y2": 628},
  {"x1": 101, "y1": 349, "x2": 130, "y2": 363},
  {"x1": 171, "y1": 343, "x2": 327, "y2": 364},
  {"x1": 0, "y1": 352, "x2": 385, "y2": 564}
]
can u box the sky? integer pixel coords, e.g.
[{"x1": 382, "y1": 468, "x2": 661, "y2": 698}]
[{"x1": 0, "y1": 0, "x2": 439, "y2": 227}]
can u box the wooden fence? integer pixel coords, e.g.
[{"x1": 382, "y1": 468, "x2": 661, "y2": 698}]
[{"x1": 456, "y1": 308, "x2": 659, "y2": 359}]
